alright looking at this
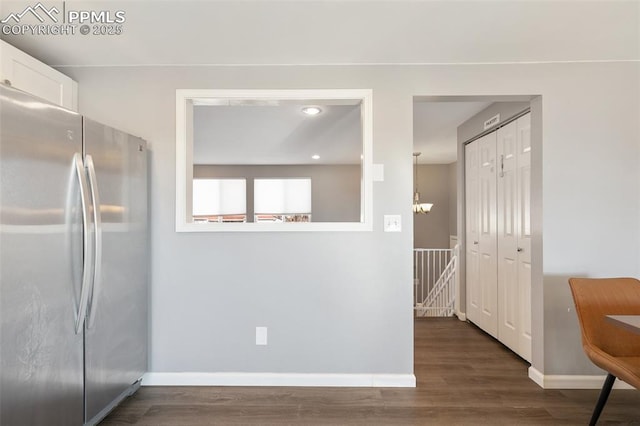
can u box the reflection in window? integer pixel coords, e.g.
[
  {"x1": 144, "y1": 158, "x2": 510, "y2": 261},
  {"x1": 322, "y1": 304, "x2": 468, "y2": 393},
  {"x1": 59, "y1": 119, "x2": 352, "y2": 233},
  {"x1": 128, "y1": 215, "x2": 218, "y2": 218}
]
[
  {"x1": 254, "y1": 178, "x2": 311, "y2": 223},
  {"x1": 193, "y1": 179, "x2": 246, "y2": 223}
]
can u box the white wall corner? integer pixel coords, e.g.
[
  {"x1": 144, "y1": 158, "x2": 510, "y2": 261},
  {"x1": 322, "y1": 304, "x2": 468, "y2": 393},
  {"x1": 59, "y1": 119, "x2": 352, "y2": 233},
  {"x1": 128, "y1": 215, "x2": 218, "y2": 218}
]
[
  {"x1": 528, "y1": 367, "x2": 634, "y2": 390},
  {"x1": 528, "y1": 366, "x2": 545, "y2": 388},
  {"x1": 142, "y1": 372, "x2": 416, "y2": 388}
]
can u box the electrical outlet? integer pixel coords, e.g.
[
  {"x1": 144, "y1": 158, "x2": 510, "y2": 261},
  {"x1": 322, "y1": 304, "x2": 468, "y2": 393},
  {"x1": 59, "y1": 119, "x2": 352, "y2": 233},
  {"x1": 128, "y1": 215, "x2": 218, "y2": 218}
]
[
  {"x1": 384, "y1": 215, "x2": 401, "y2": 232},
  {"x1": 256, "y1": 327, "x2": 267, "y2": 345}
]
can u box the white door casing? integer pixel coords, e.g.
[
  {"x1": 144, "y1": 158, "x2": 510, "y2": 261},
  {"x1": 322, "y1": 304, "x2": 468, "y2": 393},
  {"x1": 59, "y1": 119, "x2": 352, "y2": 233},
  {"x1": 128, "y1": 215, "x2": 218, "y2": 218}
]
[
  {"x1": 517, "y1": 113, "x2": 532, "y2": 362},
  {"x1": 465, "y1": 142, "x2": 481, "y2": 326}
]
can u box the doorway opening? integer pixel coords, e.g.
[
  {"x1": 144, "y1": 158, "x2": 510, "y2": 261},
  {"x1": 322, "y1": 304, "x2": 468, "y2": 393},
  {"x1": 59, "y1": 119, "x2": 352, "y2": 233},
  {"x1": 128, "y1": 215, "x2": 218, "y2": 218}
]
[{"x1": 412, "y1": 95, "x2": 542, "y2": 375}]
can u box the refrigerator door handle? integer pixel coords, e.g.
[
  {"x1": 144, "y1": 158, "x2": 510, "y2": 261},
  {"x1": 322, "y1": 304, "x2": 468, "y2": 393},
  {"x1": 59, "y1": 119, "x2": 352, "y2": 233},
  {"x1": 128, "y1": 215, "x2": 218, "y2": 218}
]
[
  {"x1": 74, "y1": 153, "x2": 93, "y2": 334},
  {"x1": 86, "y1": 155, "x2": 103, "y2": 329}
]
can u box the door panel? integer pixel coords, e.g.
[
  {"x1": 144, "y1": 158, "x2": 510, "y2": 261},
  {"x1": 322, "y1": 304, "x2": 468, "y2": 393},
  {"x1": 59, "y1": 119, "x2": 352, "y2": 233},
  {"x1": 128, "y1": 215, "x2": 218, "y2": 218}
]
[
  {"x1": 519, "y1": 261, "x2": 532, "y2": 361},
  {"x1": 467, "y1": 249, "x2": 480, "y2": 313},
  {"x1": 0, "y1": 85, "x2": 84, "y2": 425},
  {"x1": 465, "y1": 142, "x2": 481, "y2": 324},
  {"x1": 478, "y1": 132, "x2": 497, "y2": 337},
  {"x1": 501, "y1": 258, "x2": 518, "y2": 328},
  {"x1": 83, "y1": 118, "x2": 148, "y2": 424},
  {"x1": 497, "y1": 121, "x2": 519, "y2": 352}
]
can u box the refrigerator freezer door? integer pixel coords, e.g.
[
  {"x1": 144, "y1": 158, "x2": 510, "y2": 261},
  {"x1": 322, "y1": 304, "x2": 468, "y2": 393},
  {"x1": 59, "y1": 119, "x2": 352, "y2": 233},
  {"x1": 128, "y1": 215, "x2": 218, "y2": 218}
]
[
  {"x1": 0, "y1": 85, "x2": 85, "y2": 425},
  {"x1": 82, "y1": 118, "x2": 148, "y2": 425}
]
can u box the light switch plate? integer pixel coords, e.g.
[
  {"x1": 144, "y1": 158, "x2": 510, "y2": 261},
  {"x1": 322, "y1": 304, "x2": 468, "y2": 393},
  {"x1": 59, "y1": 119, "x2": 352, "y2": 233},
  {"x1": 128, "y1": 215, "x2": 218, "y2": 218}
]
[
  {"x1": 384, "y1": 215, "x2": 401, "y2": 232},
  {"x1": 256, "y1": 327, "x2": 267, "y2": 345},
  {"x1": 373, "y1": 164, "x2": 384, "y2": 181}
]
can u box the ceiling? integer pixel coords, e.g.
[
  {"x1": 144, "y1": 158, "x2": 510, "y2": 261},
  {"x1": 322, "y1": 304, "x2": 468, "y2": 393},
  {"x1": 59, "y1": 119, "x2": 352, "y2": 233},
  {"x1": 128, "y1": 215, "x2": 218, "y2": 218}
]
[
  {"x1": 0, "y1": 1, "x2": 636, "y2": 67},
  {"x1": 1, "y1": 1, "x2": 633, "y2": 166},
  {"x1": 193, "y1": 104, "x2": 362, "y2": 165},
  {"x1": 413, "y1": 101, "x2": 492, "y2": 164},
  {"x1": 192, "y1": 100, "x2": 490, "y2": 166}
]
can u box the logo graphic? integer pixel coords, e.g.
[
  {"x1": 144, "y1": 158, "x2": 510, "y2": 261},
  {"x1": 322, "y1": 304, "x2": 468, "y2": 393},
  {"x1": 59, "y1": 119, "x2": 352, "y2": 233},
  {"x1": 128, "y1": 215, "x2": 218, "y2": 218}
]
[
  {"x1": 1, "y1": 2, "x2": 126, "y2": 36},
  {"x1": 1, "y1": 2, "x2": 59, "y2": 24}
]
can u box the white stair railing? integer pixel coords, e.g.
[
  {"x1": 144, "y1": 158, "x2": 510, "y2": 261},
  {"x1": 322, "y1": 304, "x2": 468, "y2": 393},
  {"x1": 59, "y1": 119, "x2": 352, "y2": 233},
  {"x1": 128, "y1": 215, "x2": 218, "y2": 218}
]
[{"x1": 414, "y1": 245, "x2": 459, "y2": 317}]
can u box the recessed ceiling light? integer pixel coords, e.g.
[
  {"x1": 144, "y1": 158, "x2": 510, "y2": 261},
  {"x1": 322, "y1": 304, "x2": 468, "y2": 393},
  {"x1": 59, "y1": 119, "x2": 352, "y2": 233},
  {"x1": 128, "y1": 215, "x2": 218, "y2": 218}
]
[
  {"x1": 312, "y1": 154, "x2": 320, "y2": 160},
  {"x1": 302, "y1": 106, "x2": 322, "y2": 116}
]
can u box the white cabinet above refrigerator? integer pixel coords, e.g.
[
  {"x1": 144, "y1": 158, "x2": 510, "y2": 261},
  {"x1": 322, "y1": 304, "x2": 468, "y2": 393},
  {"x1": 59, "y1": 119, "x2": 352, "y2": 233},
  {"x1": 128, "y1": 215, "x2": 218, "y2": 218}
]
[{"x1": 0, "y1": 40, "x2": 78, "y2": 111}]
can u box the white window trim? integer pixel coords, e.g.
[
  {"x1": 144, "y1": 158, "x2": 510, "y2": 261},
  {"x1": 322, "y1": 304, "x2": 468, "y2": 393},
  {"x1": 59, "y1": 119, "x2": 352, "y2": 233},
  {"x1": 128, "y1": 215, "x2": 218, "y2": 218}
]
[{"x1": 175, "y1": 88, "x2": 373, "y2": 233}]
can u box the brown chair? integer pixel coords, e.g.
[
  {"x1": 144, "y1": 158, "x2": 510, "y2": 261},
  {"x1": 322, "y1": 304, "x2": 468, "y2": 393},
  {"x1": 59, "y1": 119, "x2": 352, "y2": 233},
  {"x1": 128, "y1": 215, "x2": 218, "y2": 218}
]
[{"x1": 568, "y1": 277, "x2": 640, "y2": 425}]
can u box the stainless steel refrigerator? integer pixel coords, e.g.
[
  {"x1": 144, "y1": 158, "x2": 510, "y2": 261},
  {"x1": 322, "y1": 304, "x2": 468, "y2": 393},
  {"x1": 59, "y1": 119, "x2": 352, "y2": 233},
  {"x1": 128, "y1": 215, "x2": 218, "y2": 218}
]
[{"x1": 0, "y1": 84, "x2": 148, "y2": 425}]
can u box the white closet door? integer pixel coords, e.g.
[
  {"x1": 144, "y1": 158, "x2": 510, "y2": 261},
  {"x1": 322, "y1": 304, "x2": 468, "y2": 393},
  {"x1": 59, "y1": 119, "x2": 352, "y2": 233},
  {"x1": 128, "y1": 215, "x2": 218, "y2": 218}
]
[
  {"x1": 497, "y1": 120, "x2": 519, "y2": 353},
  {"x1": 517, "y1": 113, "x2": 532, "y2": 362},
  {"x1": 478, "y1": 132, "x2": 498, "y2": 338},
  {"x1": 465, "y1": 112, "x2": 532, "y2": 361},
  {"x1": 465, "y1": 142, "x2": 481, "y2": 326}
]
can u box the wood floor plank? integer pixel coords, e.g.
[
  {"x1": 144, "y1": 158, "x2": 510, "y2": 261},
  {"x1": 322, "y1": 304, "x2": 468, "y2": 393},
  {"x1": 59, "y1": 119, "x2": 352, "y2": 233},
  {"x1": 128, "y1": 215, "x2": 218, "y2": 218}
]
[{"x1": 101, "y1": 317, "x2": 640, "y2": 425}]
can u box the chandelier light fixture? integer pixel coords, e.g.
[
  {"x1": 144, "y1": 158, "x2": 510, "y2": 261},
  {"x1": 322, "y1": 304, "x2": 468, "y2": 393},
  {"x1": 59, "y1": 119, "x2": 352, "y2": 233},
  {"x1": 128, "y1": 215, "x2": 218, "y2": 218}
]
[{"x1": 413, "y1": 152, "x2": 433, "y2": 214}]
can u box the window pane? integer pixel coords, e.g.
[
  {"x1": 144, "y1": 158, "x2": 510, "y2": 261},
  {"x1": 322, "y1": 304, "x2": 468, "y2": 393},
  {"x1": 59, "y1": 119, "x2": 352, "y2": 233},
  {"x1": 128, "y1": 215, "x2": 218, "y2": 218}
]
[
  {"x1": 254, "y1": 178, "x2": 311, "y2": 214},
  {"x1": 193, "y1": 179, "x2": 246, "y2": 215}
]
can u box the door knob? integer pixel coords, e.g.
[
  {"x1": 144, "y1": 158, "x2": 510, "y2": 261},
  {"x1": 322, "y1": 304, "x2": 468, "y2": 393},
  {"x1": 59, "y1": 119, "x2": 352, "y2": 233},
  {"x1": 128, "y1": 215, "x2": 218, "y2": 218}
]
[{"x1": 517, "y1": 247, "x2": 524, "y2": 252}]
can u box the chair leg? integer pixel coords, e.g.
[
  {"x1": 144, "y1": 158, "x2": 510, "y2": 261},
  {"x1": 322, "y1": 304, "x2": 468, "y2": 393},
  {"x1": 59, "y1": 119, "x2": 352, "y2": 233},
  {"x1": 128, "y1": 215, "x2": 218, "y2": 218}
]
[{"x1": 589, "y1": 373, "x2": 616, "y2": 426}]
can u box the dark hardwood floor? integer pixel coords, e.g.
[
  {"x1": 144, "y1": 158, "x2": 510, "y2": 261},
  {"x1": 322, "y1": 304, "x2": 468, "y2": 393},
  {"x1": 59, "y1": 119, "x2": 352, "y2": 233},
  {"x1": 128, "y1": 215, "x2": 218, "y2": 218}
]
[{"x1": 101, "y1": 318, "x2": 640, "y2": 425}]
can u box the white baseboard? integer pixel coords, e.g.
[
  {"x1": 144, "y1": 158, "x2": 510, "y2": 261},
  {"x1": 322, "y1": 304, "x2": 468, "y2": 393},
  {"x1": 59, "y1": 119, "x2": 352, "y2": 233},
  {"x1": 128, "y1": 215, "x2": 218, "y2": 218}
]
[
  {"x1": 455, "y1": 311, "x2": 466, "y2": 321},
  {"x1": 142, "y1": 372, "x2": 416, "y2": 388},
  {"x1": 528, "y1": 366, "x2": 634, "y2": 389},
  {"x1": 528, "y1": 366, "x2": 545, "y2": 387}
]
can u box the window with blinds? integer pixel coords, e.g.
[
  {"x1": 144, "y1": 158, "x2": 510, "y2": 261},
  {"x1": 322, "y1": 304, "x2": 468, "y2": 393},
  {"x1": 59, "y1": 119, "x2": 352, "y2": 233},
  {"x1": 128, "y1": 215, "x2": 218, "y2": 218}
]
[
  {"x1": 192, "y1": 179, "x2": 247, "y2": 222},
  {"x1": 254, "y1": 178, "x2": 312, "y2": 223}
]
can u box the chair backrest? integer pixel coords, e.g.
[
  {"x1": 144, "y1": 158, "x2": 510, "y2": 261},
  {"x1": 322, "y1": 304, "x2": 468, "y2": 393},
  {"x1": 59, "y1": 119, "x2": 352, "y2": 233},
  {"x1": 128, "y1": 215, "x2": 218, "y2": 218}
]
[{"x1": 568, "y1": 277, "x2": 640, "y2": 357}]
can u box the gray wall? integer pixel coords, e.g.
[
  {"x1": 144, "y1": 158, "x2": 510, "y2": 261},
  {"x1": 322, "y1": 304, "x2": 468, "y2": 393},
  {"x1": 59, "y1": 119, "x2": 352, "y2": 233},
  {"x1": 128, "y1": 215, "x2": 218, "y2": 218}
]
[
  {"x1": 413, "y1": 164, "x2": 452, "y2": 249},
  {"x1": 69, "y1": 66, "x2": 416, "y2": 376},
  {"x1": 194, "y1": 164, "x2": 361, "y2": 222},
  {"x1": 63, "y1": 62, "x2": 639, "y2": 378}
]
